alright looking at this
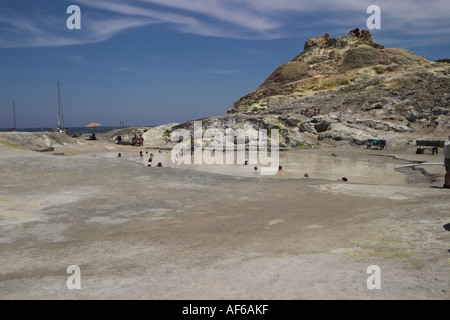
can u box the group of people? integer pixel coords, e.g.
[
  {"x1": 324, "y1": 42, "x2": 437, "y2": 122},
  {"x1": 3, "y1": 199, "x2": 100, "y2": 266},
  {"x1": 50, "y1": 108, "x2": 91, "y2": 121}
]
[
  {"x1": 243, "y1": 160, "x2": 284, "y2": 173},
  {"x1": 243, "y1": 159, "x2": 349, "y2": 180},
  {"x1": 118, "y1": 150, "x2": 163, "y2": 168},
  {"x1": 132, "y1": 134, "x2": 144, "y2": 146},
  {"x1": 141, "y1": 151, "x2": 163, "y2": 167},
  {"x1": 115, "y1": 135, "x2": 450, "y2": 188},
  {"x1": 301, "y1": 108, "x2": 321, "y2": 117}
]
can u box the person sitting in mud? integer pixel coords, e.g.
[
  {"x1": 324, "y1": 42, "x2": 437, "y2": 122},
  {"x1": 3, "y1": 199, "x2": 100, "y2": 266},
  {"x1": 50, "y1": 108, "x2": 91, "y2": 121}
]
[
  {"x1": 278, "y1": 165, "x2": 284, "y2": 172},
  {"x1": 338, "y1": 177, "x2": 348, "y2": 182},
  {"x1": 304, "y1": 173, "x2": 310, "y2": 178},
  {"x1": 138, "y1": 134, "x2": 144, "y2": 146},
  {"x1": 118, "y1": 153, "x2": 122, "y2": 158},
  {"x1": 134, "y1": 135, "x2": 141, "y2": 146},
  {"x1": 147, "y1": 157, "x2": 153, "y2": 166},
  {"x1": 432, "y1": 146, "x2": 438, "y2": 155},
  {"x1": 157, "y1": 162, "x2": 163, "y2": 167},
  {"x1": 244, "y1": 160, "x2": 249, "y2": 165},
  {"x1": 132, "y1": 134, "x2": 138, "y2": 146},
  {"x1": 140, "y1": 151, "x2": 143, "y2": 157}
]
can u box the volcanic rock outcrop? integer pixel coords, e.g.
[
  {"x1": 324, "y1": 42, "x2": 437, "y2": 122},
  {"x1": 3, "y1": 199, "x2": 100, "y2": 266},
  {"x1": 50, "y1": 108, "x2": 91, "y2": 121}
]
[{"x1": 163, "y1": 29, "x2": 450, "y2": 148}]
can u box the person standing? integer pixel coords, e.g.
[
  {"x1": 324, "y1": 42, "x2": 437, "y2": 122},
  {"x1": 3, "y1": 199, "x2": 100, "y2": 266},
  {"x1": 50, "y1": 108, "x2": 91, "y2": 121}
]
[{"x1": 444, "y1": 135, "x2": 450, "y2": 188}]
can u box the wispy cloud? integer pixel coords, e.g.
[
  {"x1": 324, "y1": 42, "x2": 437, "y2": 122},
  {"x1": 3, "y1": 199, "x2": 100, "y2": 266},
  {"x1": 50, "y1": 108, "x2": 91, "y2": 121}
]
[
  {"x1": 0, "y1": 0, "x2": 449, "y2": 48},
  {"x1": 0, "y1": 7, "x2": 156, "y2": 48},
  {"x1": 137, "y1": 0, "x2": 279, "y2": 32}
]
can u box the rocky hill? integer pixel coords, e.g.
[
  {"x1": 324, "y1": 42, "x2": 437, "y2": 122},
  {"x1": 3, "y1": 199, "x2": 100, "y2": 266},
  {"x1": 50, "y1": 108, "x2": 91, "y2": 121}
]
[{"x1": 160, "y1": 28, "x2": 450, "y2": 149}]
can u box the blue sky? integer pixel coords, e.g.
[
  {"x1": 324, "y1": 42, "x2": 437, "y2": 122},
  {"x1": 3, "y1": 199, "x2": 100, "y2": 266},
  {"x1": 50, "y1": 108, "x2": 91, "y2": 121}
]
[{"x1": 1, "y1": 0, "x2": 449, "y2": 128}]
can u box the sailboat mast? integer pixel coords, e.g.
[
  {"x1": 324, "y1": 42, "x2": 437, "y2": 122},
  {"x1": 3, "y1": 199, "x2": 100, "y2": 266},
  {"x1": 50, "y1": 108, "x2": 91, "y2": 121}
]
[
  {"x1": 57, "y1": 82, "x2": 61, "y2": 128},
  {"x1": 58, "y1": 82, "x2": 64, "y2": 128},
  {"x1": 13, "y1": 101, "x2": 16, "y2": 129}
]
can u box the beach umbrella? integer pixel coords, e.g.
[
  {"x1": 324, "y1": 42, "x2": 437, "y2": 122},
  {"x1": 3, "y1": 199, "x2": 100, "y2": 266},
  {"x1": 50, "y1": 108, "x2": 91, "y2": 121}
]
[{"x1": 86, "y1": 122, "x2": 101, "y2": 132}]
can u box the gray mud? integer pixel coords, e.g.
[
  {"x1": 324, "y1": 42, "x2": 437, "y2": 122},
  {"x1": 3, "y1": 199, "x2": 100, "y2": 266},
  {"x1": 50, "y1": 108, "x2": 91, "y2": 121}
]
[{"x1": 0, "y1": 141, "x2": 448, "y2": 300}]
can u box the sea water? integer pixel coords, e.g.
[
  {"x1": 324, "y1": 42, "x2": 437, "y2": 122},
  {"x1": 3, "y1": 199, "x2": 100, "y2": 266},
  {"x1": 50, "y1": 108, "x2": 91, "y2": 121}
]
[{"x1": 0, "y1": 127, "x2": 127, "y2": 136}]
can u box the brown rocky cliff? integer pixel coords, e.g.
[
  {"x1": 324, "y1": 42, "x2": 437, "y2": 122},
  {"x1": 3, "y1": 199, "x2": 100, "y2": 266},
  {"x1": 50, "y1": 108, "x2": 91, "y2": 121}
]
[{"x1": 227, "y1": 29, "x2": 441, "y2": 115}]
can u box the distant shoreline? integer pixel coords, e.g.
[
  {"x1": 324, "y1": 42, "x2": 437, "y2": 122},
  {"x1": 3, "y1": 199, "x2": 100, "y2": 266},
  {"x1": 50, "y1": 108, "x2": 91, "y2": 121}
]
[{"x1": 0, "y1": 126, "x2": 155, "y2": 136}]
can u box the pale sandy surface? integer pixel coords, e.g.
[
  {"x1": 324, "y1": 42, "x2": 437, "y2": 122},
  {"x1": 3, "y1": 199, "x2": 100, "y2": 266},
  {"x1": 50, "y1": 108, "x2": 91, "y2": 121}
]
[{"x1": 0, "y1": 137, "x2": 449, "y2": 300}]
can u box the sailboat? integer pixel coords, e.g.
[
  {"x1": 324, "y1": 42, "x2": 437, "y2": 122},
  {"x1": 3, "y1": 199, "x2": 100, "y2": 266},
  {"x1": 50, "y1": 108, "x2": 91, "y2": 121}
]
[{"x1": 52, "y1": 81, "x2": 65, "y2": 133}]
